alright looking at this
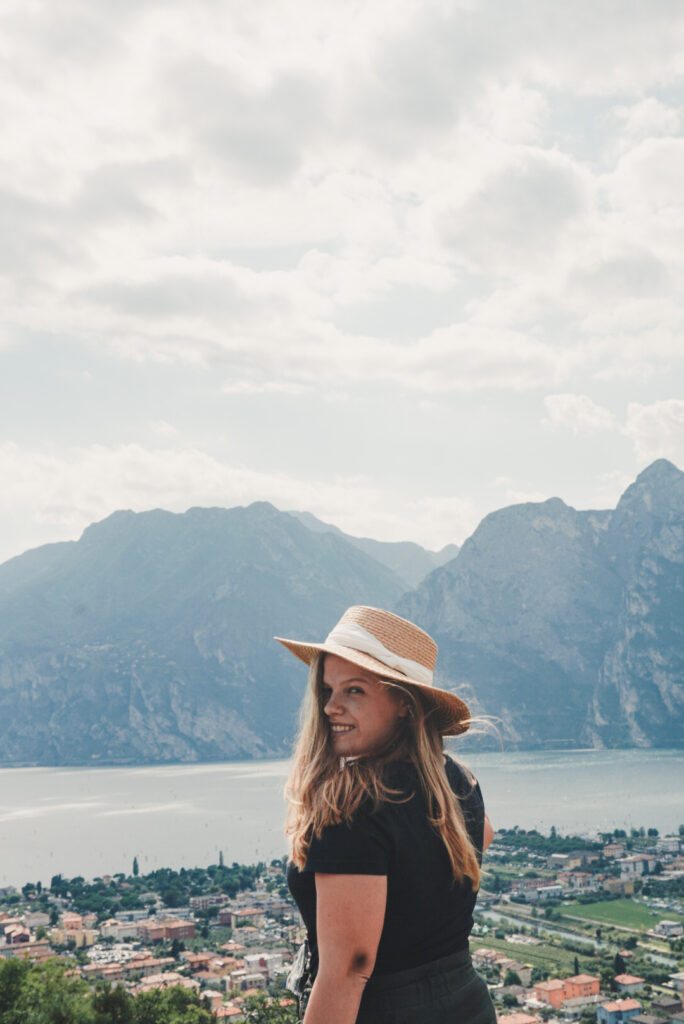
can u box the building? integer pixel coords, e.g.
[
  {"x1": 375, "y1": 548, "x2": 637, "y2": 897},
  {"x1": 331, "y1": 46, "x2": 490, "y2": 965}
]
[
  {"x1": 614, "y1": 975, "x2": 645, "y2": 995},
  {"x1": 82, "y1": 963, "x2": 125, "y2": 983},
  {"x1": 99, "y1": 919, "x2": 140, "y2": 940},
  {"x1": 558, "y1": 871, "x2": 596, "y2": 892},
  {"x1": 133, "y1": 971, "x2": 199, "y2": 995},
  {"x1": 566, "y1": 976, "x2": 601, "y2": 1000},
  {"x1": 61, "y1": 912, "x2": 84, "y2": 930},
  {"x1": 604, "y1": 844, "x2": 626, "y2": 859},
  {"x1": 121, "y1": 955, "x2": 175, "y2": 979},
  {"x1": 219, "y1": 908, "x2": 265, "y2": 929},
  {"x1": 537, "y1": 884, "x2": 564, "y2": 900},
  {"x1": 138, "y1": 918, "x2": 195, "y2": 942},
  {"x1": 0, "y1": 941, "x2": 51, "y2": 963},
  {"x1": 189, "y1": 894, "x2": 230, "y2": 912},
  {"x1": 596, "y1": 999, "x2": 641, "y2": 1024},
  {"x1": 620, "y1": 857, "x2": 656, "y2": 878},
  {"x1": 534, "y1": 980, "x2": 568, "y2": 1009},
  {"x1": 534, "y1": 976, "x2": 600, "y2": 1009},
  {"x1": 4, "y1": 926, "x2": 30, "y2": 944},
  {"x1": 670, "y1": 973, "x2": 684, "y2": 993},
  {"x1": 649, "y1": 996, "x2": 683, "y2": 1016},
  {"x1": 604, "y1": 878, "x2": 636, "y2": 896},
  {"x1": 49, "y1": 927, "x2": 99, "y2": 948},
  {"x1": 656, "y1": 838, "x2": 681, "y2": 855},
  {"x1": 652, "y1": 920, "x2": 683, "y2": 939}
]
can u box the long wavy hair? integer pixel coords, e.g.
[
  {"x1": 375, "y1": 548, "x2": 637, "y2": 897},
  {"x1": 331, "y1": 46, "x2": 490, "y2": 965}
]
[{"x1": 285, "y1": 652, "x2": 481, "y2": 888}]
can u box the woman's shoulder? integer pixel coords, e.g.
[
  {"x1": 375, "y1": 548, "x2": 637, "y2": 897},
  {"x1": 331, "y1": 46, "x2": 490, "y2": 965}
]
[{"x1": 444, "y1": 755, "x2": 480, "y2": 796}]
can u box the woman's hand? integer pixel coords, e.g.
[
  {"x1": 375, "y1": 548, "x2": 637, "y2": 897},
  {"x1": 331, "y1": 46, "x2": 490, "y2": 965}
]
[{"x1": 303, "y1": 872, "x2": 387, "y2": 1024}]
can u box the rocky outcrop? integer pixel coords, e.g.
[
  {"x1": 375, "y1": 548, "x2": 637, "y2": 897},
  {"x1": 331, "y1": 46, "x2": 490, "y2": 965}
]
[
  {"x1": 400, "y1": 460, "x2": 684, "y2": 751},
  {"x1": 586, "y1": 460, "x2": 684, "y2": 747}
]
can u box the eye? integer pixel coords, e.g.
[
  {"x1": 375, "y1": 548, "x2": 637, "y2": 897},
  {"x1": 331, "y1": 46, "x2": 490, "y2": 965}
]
[{"x1": 348, "y1": 686, "x2": 364, "y2": 695}]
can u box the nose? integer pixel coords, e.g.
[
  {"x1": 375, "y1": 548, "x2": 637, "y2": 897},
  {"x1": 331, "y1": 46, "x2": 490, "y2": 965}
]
[{"x1": 323, "y1": 691, "x2": 342, "y2": 716}]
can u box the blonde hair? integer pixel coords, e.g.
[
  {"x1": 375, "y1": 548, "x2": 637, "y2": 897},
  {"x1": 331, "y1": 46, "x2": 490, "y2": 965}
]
[{"x1": 285, "y1": 652, "x2": 481, "y2": 888}]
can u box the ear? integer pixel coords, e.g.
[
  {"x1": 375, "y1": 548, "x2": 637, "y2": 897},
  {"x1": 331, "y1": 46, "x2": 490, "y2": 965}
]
[{"x1": 397, "y1": 699, "x2": 410, "y2": 719}]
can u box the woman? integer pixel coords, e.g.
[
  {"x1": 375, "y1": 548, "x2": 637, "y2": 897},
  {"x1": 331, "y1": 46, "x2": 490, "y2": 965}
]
[{"x1": 276, "y1": 605, "x2": 496, "y2": 1024}]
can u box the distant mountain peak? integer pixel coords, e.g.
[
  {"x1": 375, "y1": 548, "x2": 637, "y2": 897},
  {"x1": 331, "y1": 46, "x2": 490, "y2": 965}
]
[
  {"x1": 633, "y1": 457, "x2": 682, "y2": 485},
  {"x1": 615, "y1": 458, "x2": 684, "y2": 517}
]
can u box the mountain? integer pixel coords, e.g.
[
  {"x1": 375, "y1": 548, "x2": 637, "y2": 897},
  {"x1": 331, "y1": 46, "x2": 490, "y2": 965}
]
[
  {"x1": 0, "y1": 502, "x2": 404, "y2": 766},
  {"x1": 587, "y1": 460, "x2": 684, "y2": 747},
  {"x1": 1, "y1": 460, "x2": 682, "y2": 766},
  {"x1": 399, "y1": 459, "x2": 684, "y2": 751},
  {"x1": 286, "y1": 510, "x2": 459, "y2": 588}
]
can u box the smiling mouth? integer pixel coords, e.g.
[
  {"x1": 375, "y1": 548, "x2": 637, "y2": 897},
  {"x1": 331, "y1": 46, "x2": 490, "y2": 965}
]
[{"x1": 330, "y1": 725, "x2": 355, "y2": 733}]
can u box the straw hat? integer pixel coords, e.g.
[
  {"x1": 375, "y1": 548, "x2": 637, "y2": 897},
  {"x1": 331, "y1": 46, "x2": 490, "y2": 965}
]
[{"x1": 275, "y1": 605, "x2": 470, "y2": 736}]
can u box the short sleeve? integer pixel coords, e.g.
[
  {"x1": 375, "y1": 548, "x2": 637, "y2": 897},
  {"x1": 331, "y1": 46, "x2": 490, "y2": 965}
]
[
  {"x1": 445, "y1": 758, "x2": 486, "y2": 863},
  {"x1": 304, "y1": 809, "x2": 391, "y2": 876}
]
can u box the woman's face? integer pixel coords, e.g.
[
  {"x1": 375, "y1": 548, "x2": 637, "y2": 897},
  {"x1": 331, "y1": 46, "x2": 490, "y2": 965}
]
[{"x1": 320, "y1": 654, "x2": 408, "y2": 758}]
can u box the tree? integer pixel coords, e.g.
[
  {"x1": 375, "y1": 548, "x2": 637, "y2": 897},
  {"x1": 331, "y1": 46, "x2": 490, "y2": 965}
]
[
  {"x1": 504, "y1": 970, "x2": 522, "y2": 986},
  {"x1": 132, "y1": 986, "x2": 215, "y2": 1023},
  {"x1": 6, "y1": 959, "x2": 92, "y2": 1023},
  {"x1": 503, "y1": 993, "x2": 519, "y2": 1007},
  {"x1": 574, "y1": 956, "x2": 580, "y2": 976},
  {"x1": 92, "y1": 981, "x2": 135, "y2": 1024},
  {"x1": 614, "y1": 953, "x2": 627, "y2": 975},
  {"x1": 647, "y1": 828, "x2": 658, "y2": 837},
  {"x1": 0, "y1": 957, "x2": 30, "y2": 1016},
  {"x1": 242, "y1": 993, "x2": 298, "y2": 1023},
  {"x1": 132, "y1": 857, "x2": 139, "y2": 877}
]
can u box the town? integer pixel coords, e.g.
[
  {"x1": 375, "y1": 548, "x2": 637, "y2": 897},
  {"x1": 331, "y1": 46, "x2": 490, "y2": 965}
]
[{"x1": 1, "y1": 826, "x2": 683, "y2": 1023}]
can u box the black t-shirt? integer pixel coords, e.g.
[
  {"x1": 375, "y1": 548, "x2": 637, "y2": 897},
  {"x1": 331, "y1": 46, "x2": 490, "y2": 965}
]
[{"x1": 286, "y1": 756, "x2": 485, "y2": 977}]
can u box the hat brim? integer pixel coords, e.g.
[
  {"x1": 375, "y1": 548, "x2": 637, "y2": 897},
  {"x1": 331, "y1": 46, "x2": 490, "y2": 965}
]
[{"x1": 275, "y1": 636, "x2": 470, "y2": 737}]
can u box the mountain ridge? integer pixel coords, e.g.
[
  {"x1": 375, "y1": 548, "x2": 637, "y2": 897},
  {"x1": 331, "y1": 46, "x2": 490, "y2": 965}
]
[{"x1": 0, "y1": 460, "x2": 682, "y2": 765}]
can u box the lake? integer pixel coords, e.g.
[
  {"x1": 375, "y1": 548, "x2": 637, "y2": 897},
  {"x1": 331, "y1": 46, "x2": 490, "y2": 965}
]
[{"x1": 1, "y1": 748, "x2": 682, "y2": 888}]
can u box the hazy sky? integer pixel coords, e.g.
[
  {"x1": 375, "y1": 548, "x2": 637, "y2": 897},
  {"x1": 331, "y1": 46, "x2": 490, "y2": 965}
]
[{"x1": 2, "y1": 0, "x2": 684, "y2": 564}]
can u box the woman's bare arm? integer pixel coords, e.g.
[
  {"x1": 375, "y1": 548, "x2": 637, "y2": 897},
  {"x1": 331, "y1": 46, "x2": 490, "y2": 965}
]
[
  {"x1": 483, "y1": 813, "x2": 494, "y2": 852},
  {"x1": 303, "y1": 873, "x2": 387, "y2": 1024}
]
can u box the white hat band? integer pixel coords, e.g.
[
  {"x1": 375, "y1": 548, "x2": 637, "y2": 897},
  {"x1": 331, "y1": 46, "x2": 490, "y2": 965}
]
[{"x1": 325, "y1": 622, "x2": 434, "y2": 687}]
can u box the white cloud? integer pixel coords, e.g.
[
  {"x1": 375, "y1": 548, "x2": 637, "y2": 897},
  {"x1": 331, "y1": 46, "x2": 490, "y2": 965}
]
[
  {"x1": 543, "y1": 394, "x2": 616, "y2": 435},
  {"x1": 623, "y1": 400, "x2": 684, "y2": 463},
  {"x1": 150, "y1": 420, "x2": 178, "y2": 437},
  {"x1": 1, "y1": 0, "x2": 684, "y2": 563},
  {"x1": 440, "y1": 149, "x2": 590, "y2": 273},
  {"x1": 610, "y1": 98, "x2": 681, "y2": 149}
]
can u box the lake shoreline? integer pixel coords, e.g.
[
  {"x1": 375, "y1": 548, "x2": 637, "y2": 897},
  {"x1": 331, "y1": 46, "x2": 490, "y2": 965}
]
[{"x1": 1, "y1": 749, "x2": 683, "y2": 889}]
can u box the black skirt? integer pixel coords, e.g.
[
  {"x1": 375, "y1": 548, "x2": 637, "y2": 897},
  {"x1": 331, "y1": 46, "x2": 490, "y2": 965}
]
[{"x1": 354, "y1": 948, "x2": 497, "y2": 1024}]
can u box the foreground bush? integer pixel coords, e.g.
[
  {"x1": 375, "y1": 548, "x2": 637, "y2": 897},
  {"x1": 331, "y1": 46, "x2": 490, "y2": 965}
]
[{"x1": 0, "y1": 960, "x2": 215, "y2": 1024}]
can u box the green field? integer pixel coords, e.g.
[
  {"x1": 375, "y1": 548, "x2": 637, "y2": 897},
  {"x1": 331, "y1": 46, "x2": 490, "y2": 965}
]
[
  {"x1": 563, "y1": 899, "x2": 684, "y2": 932},
  {"x1": 473, "y1": 934, "x2": 596, "y2": 975}
]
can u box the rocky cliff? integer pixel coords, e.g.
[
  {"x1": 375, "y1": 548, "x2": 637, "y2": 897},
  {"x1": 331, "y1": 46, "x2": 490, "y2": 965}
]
[{"x1": 399, "y1": 460, "x2": 684, "y2": 750}]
